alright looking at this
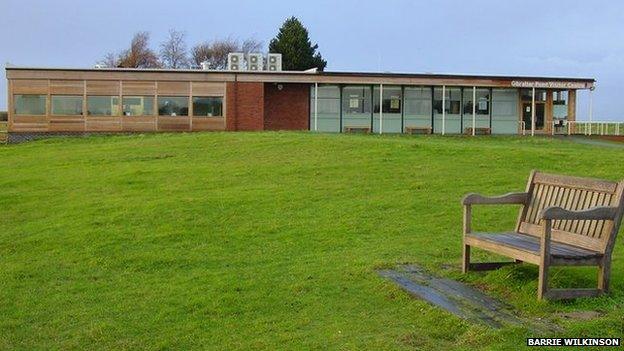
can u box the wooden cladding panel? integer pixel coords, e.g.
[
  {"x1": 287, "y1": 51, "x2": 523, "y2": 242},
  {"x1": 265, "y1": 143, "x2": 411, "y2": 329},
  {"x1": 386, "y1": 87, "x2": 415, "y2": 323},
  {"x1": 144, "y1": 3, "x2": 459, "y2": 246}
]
[
  {"x1": 49, "y1": 116, "x2": 85, "y2": 132},
  {"x1": 157, "y1": 81, "x2": 189, "y2": 95},
  {"x1": 86, "y1": 81, "x2": 120, "y2": 95},
  {"x1": 12, "y1": 79, "x2": 48, "y2": 94},
  {"x1": 192, "y1": 117, "x2": 225, "y2": 131},
  {"x1": 85, "y1": 117, "x2": 123, "y2": 132},
  {"x1": 122, "y1": 117, "x2": 157, "y2": 132},
  {"x1": 122, "y1": 81, "x2": 157, "y2": 95},
  {"x1": 191, "y1": 82, "x2": 225, "y2": 96},
  {"x1": 158, "y1": 116, "x2": 190, "y2": 131},
  {"x1": 49, "y1": 80, "x2": 84, "y2": 95},
  {"x1": 11, "y1": 115, "x2": 48, "y2": 132}
]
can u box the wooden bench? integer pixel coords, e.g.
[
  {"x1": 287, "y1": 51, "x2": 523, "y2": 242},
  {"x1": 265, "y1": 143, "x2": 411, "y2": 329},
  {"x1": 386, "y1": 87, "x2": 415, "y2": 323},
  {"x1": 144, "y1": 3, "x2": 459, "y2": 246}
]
[
  {"x1": 405, "y1": 126, "x2": 432, "y2": 134},
  {"x1": 464, "y1": 127, "x2": 491, "y2": 135},
  {"x1": 462, "y1": 171, "x2": 624, "y2": 300},
  {"x1": 344, "y1": 125, "x2": 371, "y2": 133}
]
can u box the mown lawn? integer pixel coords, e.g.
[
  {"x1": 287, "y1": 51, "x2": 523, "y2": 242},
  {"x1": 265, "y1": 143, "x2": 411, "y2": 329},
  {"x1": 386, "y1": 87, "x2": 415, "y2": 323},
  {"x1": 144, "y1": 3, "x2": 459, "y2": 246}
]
[{"x1": 0, "y1": 132, "x2": 623, "y2": 350}]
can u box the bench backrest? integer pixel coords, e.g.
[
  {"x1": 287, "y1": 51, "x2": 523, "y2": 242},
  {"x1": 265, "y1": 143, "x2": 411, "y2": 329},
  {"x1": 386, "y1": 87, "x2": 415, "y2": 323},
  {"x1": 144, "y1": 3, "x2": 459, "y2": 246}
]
[{"x1": 516, "y1": 171, "x2": 624, "y2": 254}]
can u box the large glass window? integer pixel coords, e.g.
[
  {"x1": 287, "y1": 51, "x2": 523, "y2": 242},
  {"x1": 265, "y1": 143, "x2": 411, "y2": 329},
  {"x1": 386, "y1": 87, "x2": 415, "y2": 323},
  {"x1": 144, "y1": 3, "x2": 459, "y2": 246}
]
[
  {"x1": 342, "y1": 86, "x2": 371, "y2": 131},
  {"x1": 491, "y1": 89, "x2": 519, "y2": 134},
  {"x1": 14, "y1": 94, "x2": 46, "y2": 115},
  {"x1": 433, "y1": 87, "x2": 461, "y2": 133},
  {"x1": 373, "y1": 86, "x2": 402, "y2": 133},
  {"x1": 310, "y1": 85, "x2": 340, "y2": 132},
  {"x1": 404, "y1": 87, "x2": 432, "y2": 130},
  {"x1": 158, "y1": 96, "x2": 189, "y2": 116},
  {"x1": 462, "y1": 88, "x2": 490, "y2": 132},
  {"x1": 123, "y1": 96, "x2": 155, "y2": 116},
  {"x1": 462, "y1": 89, "x2": 490, "y2": 115},
  {"x1": 87, "y1": 96, "x2": 120, "y2": 116},
  {"x1": 192, "y1": 97, "x2": 223, "y2": 117},
  {"x1": 51, "y1": 95, "x2": 83, "y2": 115},
  {"x1": 553, "y1": 91, "x2": 568, "y2": 119},
  {"x1": 521, "y1": 89, "x2": 547, "y2": 102},
  {"x1": 343, "y1": 86, "x2": 371, "y2": 114}
]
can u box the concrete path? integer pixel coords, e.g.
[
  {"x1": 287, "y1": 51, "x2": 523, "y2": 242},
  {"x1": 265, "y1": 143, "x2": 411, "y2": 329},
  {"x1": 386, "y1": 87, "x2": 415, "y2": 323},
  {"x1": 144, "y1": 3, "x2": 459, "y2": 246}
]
[{"x1": 557, "y1": 136, "x2": 624, "y2": 149}]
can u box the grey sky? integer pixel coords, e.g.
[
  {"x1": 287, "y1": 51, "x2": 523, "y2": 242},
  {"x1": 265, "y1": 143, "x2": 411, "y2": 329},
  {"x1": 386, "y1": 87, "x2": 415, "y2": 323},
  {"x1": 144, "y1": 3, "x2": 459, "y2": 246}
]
[{"x1": 2, "y1": 0, "x2": 623, "y2": 121}]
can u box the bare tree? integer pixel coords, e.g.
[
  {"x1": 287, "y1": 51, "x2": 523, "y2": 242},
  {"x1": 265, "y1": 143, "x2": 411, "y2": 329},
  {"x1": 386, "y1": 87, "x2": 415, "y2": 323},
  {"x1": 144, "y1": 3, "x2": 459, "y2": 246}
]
[
  {"x1": 190, "y1": 37, "x2": 263, "y2": 69},
  {"x1": 190, "y1": 42, "x2": 212, "y2": 67},
  {"x1": 160, "y1": 29, "x2": 189, "y2": 69},
  {"x1": 240, "y1": 38, "x2": 263, "y2": 54},
  {"x1": 117, "y1": 32, "x2": 161, "y2": 68},
  {"x1": 208, "y1": 38, "x2": 240, "y2": 69},
  {"x1": 100, "y1": 52, "x2": 119, "y2": 67}
]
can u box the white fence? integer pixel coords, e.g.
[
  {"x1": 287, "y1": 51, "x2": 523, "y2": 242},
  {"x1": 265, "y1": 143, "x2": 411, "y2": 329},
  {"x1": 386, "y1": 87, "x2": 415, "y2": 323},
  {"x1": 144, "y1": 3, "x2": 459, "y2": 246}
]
[{"x1": 552, "y1": 121, "x2": 623, "y2": 136}]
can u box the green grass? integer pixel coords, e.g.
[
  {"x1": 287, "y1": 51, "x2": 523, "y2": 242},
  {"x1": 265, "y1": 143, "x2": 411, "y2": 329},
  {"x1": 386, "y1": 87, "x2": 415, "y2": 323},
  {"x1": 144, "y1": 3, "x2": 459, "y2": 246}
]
[{"x1": 1, "y1": 132, "x2": 623, "y2": 350}]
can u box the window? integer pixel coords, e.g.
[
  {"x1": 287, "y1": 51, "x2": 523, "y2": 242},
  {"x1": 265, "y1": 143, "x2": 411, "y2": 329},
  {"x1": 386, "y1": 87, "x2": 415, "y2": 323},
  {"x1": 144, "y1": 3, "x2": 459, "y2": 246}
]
[
  {"x1": 434, "y1": 88, "x2": 461, "y2": 114},
  {"x1": 553, "y1": 91, "x2": 568, "y2": 105},
  {"x1": 404, "y1": 87, "x2": 432, "y2": 116},
  {"x1": 342, "y1": 86, "x2": 372, "y2": 132},
  {"x1": 158, "y1": 96, "x2": 189, "y2": 116},
  {"x1": 342, "y1": 86, "x2": 371, "y2": 114},
  {"x1": 192, "y1": 97, "x2": 223, "y2": 117},
  {"x1": 313, "y1": 85, "x2": 340, "y2": 114},
  {"x1": 553, "y1": 91, "x2": 568, "y2": 119},
  {"x1": 51, "y1": 95, "x2": 83, "y2": 115},
  {"x1": 123, "y1": 96, "x2": 155, "y2": 116},
  {"x1": 87, "y1": 96, "x2": 120, "y2": 116},
  {"x1": 14, "y1": 95, "x2": 46, "y2": 115},
  {"x1": 373, "y1": 86, "x2": 402, "y2": 114},
  {"x1": 310, "y1": 85, "x2": 340, "y2": 132},
  {"x1": 462, "y1": 89, "x2": 490, "y2": 115},
  {"x1": 403, "y1": 87, "x2": 432, "y2": 129},
  {"x1": 521, "y1": 89, "x2": 547, "y2": 102}
]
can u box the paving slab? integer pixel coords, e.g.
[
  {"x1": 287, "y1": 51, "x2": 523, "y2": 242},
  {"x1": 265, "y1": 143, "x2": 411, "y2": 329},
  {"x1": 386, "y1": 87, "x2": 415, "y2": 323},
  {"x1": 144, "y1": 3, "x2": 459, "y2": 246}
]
[{"x1": 378, "y1": 264, "x2": 558, "y2": 331}]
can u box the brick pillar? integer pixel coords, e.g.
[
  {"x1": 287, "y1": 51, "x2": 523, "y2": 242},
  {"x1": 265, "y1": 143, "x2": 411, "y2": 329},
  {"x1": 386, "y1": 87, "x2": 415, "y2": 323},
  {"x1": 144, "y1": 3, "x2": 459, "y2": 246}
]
[{"x1": 225, "y1": 81, "x2": 264, "y2": 131}]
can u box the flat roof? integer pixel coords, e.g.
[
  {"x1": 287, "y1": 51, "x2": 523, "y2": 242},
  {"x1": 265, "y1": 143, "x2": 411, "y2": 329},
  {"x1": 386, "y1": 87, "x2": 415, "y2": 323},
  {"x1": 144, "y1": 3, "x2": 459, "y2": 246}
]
[{"x1": 5, "y1": 66, "x2": 595, "y2": 83}]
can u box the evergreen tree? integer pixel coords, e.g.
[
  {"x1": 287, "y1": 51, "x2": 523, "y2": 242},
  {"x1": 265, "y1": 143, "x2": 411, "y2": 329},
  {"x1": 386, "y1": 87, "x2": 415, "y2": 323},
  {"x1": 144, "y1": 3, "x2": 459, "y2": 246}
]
[{"x1": 269, "y1": 17, "x2": 327, "y2": 71}]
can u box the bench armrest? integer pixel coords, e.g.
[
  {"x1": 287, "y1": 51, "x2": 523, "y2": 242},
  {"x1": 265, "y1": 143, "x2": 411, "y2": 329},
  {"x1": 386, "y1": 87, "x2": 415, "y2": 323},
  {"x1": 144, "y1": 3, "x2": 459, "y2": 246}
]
[
  {"x1": 462, "y1": 192, "x2": 529, "y2": 206},
  {"x1": 540, "y1": 206, "x2": 619, "y2": 221}
]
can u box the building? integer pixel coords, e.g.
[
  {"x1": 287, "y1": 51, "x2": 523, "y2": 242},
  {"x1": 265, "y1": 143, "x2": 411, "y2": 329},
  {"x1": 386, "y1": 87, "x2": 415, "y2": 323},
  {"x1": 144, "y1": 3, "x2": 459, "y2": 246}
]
[{"x1": 5, "y1": 67, "x2": 595, "y2": 141}]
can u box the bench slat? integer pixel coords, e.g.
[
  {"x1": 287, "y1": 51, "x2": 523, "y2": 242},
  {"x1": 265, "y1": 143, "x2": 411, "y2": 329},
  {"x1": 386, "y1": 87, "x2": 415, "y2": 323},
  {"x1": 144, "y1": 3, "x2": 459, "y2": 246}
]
[{"x1": 467, "y1": 232, "x2": 602, "y2": 260}]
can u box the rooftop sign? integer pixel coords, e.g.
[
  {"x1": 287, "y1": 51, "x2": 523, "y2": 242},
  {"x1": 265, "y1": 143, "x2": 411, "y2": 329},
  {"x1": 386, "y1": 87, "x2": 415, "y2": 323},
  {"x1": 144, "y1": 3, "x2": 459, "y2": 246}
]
[{"x1": 511, "y1": 80, "x2": 592, "y2": 89}]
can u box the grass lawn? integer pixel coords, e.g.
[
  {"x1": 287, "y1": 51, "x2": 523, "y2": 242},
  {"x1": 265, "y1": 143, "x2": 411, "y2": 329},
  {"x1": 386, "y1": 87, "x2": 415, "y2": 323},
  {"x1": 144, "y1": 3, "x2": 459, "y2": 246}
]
[{"x1": 0, "y1": 132, "x2": 623, "y2": 350}]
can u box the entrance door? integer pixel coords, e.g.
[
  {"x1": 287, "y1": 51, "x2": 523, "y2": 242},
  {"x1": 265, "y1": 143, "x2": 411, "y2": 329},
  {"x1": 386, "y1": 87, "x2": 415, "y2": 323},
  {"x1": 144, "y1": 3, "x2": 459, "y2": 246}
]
[{"x1": 522, "y1": 103, "x2": 544, "y2": 131}]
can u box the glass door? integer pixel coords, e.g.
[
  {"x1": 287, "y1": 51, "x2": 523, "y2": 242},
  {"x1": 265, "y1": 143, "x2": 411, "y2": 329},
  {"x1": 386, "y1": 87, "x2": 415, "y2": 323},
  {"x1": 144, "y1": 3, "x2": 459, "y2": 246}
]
[{"x1": 522, "y1": 103, "x2": 545, "y2": 131}]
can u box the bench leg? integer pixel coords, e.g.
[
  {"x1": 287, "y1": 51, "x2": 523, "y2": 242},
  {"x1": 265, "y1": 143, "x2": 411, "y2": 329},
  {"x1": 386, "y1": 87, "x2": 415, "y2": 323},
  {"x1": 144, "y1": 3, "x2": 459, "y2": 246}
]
[
  {"x1": 537, "y1": 263, "x2": 549, "y2": 300},
  {"x1": 462, "y1": 244, "x2": 470, "y2": 273},
  {"x1": 598, "y1": 258, "x2": 611, "y2": 293}
]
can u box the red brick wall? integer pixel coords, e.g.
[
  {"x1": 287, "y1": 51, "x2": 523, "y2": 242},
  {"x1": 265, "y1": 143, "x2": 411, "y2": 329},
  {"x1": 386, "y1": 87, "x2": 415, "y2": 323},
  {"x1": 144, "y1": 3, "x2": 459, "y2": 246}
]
[
  {"x1": 264, "y1": 83, "x2": 310, "y2": 131},
  {"x1": 225, "y1": 82, "x2": 264, "y2": 131}
]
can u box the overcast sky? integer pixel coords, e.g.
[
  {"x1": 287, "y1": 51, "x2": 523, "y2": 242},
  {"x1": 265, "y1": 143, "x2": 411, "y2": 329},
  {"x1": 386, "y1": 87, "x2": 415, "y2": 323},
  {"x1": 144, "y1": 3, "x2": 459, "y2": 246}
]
[{"x1": 2, "y1": 0, "x2": 623, "y2": 121}]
